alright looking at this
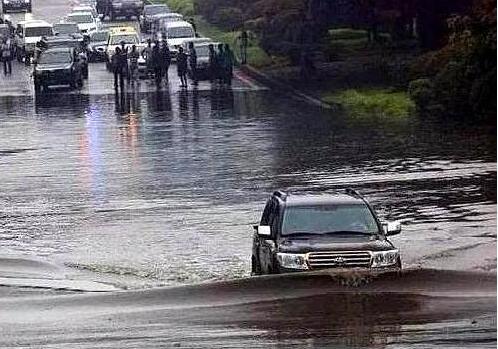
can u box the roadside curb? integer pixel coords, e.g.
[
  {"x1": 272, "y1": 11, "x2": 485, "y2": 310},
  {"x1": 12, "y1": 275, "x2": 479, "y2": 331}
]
[{"x1": 239, "y1": 64, "x2": 337, "y2": 110}]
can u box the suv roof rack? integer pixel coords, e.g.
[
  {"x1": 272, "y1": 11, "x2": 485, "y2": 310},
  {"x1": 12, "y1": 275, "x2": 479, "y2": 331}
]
[{"x1": 272, "y1": 190, "x2": 288, "y2": 200}]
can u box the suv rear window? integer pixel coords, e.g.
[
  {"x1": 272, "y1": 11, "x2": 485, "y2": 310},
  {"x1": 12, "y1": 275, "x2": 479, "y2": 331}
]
[
  {"x1": 281, "y1": 204, "x2": 379, "y2": 236},
  {"x1": 25, "y1": 27, "x2": 53, "y2": 37}
]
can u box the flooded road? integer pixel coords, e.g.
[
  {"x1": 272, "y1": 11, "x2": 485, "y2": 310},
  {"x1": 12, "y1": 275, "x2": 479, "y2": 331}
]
[
  {"x1": 0, "y1": 0, "x2": 496, "y2": 347},
  {"x1": 0, "y1": 73, "x2": 495, "y2": 287}
]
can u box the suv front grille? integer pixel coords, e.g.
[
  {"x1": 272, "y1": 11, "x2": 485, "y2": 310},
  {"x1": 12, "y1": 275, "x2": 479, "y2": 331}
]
[{"x1": 307, "y1": 251, "x2": 372, "y2": 269}]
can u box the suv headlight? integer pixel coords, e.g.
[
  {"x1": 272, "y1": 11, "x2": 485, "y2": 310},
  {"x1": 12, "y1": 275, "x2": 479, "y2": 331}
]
[
  {"x1": 371, "y1": 250, "x2": 399, "y2": 268},
  {"x1": 276, "y1": 253, "x2": 309, "y2": 270}
]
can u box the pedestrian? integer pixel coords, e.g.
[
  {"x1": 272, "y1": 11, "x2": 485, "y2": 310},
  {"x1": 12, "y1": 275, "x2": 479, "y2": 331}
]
[
  {"x1": 223, "y1": 43, "x2": 235, "y2": 85},
  {"x1": 128, "y1": 45, "x2": 139, "y2": 85},
  {"x1": 1, "y1": 37, "x2": 12, "y2": 75},
  {"x1": 112, "y1": 47, "x2": 125, "y2": 90},
  {"x1": 141, "y1": 39, "x2": 154, "y2": 80},
  {"x1": 187, "y1": 42, "x2": 197, "y2": 85},
  {"x1": 237, "y1": 30, "x2": 249, "y2": 64},
  {"x1": 120, "y1": 41, "x2": 129, "y2": 84},
  {"x1": 187, "y1": 17, "x2": 197, "y2": 37},
  {"x1": 151, "y1": 41, "x2": 162, "y2": 86},
  {"x1": 216, "y1": 43, "x2": 225, "y2": 83},
  {"x1": 208, "y1": 44, "x2": 216, "y2": 83},
  {"x1": 160, "y1": 39, "x2": 171, "y2": 82},
  {"x1": 176, "y1": 46, "x2": 188, "y2": 87}
]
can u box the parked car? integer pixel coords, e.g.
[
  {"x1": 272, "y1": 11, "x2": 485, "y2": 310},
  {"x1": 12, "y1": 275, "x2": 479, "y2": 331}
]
[
  {"x1": 2, "y1": 0, "x2": 31, "y2": 13},
  {"x1": 15, "y1": 20, "x2": 53, "y2": 64},
  {"x1": 251, "y1": 189, "x2": 402, "y2": 275},
  {"x1": 72, "y1": 5, "x2": 99, "y2": 19},
  {"x1": 87, "y1": 29, "x2": 108, "y2": 62},
  {"x1": 39, "y1": 35, "x2": 88, "y2": 78},
  {"x1": 161, "y1": 20, "x2": 195, "y2": 58},
  {"x1": 151, "y1": 12, "x2": 182, "y2": 35},
  {"x1": 67, "y1": 11, "x2": 99, "y2": 34},
  {"x1": 139, "y1": 4, "x2": 169, "y2": 33},
  {"x1": 33, "y1": 47, "x2": 84, "y2": 92},
  {"x1": 109, "y1": 0, "x2": 144, "y2": 21},
  {"x1": 183, "y1": 40, "x2": 218, "y2": 80},
  {"x1": 53, "y1": 22, "x2": 83, "y2": 38}
]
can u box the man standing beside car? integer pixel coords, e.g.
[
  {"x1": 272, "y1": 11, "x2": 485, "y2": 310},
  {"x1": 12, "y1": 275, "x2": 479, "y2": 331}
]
[
  {"x1": 188, "y1": 42, "x2": 197, "y2": 85},
  {"x1": 160, "y1": 39, "x2": 171, "y2": 83},
  {"x1": 1, "y1": 37, "x2": 12, "y2": 75}
]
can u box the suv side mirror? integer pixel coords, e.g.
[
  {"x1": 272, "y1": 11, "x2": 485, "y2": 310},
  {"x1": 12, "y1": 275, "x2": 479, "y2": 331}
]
[
  {"x1": 383, "y1": 221, "x2": 402, "y2": 236},
  {"x1": 256, "y1": 225, "x2": 271, "y2": 238}
]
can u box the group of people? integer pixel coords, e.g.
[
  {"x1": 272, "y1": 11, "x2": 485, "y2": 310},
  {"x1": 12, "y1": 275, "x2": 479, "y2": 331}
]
[{"x1": 111, "y1": 39, "x2": 237, "y2": 90}]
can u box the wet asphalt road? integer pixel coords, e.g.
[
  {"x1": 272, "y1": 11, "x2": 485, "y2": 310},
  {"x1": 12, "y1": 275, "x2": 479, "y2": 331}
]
[{"x1": 0, "y1": 1, "x2": 496, "y2": 347}]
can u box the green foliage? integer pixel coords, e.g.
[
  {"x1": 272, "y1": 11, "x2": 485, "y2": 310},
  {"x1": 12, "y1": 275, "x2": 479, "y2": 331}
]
[
  {"x1": 211, "y1": 7, "x2": 244, "y2": 30},
  {"x1": 408, "y1": 78, "x2": 434, "y2": 112},
  {"x1": 409, "y1": 0, "x2": 496, "y2": 120},
  {"x1": 155, "y1": 0, "x2": 194, "y2": 16},
  {"x1": 323, "y1": 89, "x2": 415, "y2": 118},
  {"x1": 328, "y1": 28, "x2": 368, "y2": 41}
]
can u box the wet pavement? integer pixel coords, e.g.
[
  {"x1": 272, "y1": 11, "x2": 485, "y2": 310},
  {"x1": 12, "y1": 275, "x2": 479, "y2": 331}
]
[{"x1": 0, "y1": 0, "x2": 496, "y2": 347}]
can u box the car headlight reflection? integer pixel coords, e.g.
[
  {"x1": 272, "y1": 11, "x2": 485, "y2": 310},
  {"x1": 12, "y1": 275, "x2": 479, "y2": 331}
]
[
  {"x1": 276, "y1": 253, "x2": 309, "y2": 270},
  {"x1": 371, "y1": 250, "x2": 399, "y2": 268}
]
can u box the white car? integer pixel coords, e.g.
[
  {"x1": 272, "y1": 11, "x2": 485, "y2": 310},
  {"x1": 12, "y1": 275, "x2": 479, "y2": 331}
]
[
  {"x1": 162, "y1": 20, "x2": 195, "y2": 57},
  {"x1": 15, "y1": 20, "x2": 54, "y2": 63},
  {"x1": 72, "y1": 5, "x2": 99, "y2": 20},
  {"x1": 67, "y1": 11, "x2": 99, "y2": 34}
]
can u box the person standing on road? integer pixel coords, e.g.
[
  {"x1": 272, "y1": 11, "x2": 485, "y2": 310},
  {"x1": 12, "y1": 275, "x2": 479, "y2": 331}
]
[
  {"x1": 112, "y1": 47, "x2": 124, "y2": 89},
  {"x1": 223, "y1": 43, "x2": 235, "y2": 86},
  {"x1": 160, "y1": 39, "x2": 171, "y2": 83},
  {"x1": 216, "y1": 44, "x2": 225, "y2": 84},
  {"x1": 141, "y1": 39, "x2": 154, "y2": 80},
  {"x1": 151, "y1": 41, "x2": 162, "y2": 86},
  {"x1": 120, "y1": 41, "x2": 129, "y2": 84},
  {"x1": 1, "y1": 37, "x2": 12, "y2": 75},
  {"x1": 128, "y1": 45, "x2": 139, "y2": 85},
  {"x1": 176, "y1": 46, "x2": 188, "y2": 87},
  {"x1": 208, "y1": 44, "x2": 216, "y2": 83},
  {"x1": 237, "y1": 30, "x2": 249, "y2": 64},
  {"x1": 188, "y1": 42, "x2": 197, "y2": 85}
]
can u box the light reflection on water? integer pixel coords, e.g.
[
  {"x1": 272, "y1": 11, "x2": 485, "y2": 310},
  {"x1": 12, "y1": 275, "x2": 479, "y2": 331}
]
[{"x1": 0, "y1": 88, "x2": 495, "y2": 287}]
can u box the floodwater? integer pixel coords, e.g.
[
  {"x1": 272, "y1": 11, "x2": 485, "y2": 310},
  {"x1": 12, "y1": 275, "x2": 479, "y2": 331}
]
[
  {"x1": 0, "y1": 0, "x2": 496, "y2": 345},
  {"x1": 0, "y1": 81, "x2": 496, "y2": 288}
]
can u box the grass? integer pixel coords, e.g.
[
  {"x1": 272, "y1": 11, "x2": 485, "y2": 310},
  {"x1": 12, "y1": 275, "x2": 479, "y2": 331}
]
[
  {"x1": 322, "y1": 88, "x2": 415, "y2": 118},
  {"x1": 150, "y1": 0, "x2": 274, "y2": 68}
]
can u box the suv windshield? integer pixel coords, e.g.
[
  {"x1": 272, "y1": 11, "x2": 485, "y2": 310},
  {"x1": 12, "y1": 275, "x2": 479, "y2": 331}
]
[
  {"x1": 54, "y1": 24, "x2": 79, "y2": 35},
  {"x1": 167, "y1": 27, "x2": 194, "y2": 39},
  {"x1": 39, "y1": 51, "x2": 72, "y2": 64},
  {"x1": 25, "y1": 27, "x2": 53, "y2": 37},
  {"x1": 282, "y1": 204, "x2": 379, "y2": 236},
  {"x1": 67, "y1": 14, "x2": 94, "y2": 24},
  {"x1": 110, "y1": 34, "x2": 138, "y2": 45},
  {"x1": 145, "y1": 5, "x2": 168, "y2": 15}
]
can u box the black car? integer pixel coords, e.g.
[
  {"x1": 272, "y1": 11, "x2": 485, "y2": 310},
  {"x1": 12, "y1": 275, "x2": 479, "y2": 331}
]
[
  {"x1": 251, "y1": 189, "x2": 402, "y2": 275},
  {"x1": 2, "y1": 0, "x2": 32, "y2": 13},
  {"x1": 139, "y1": 4, "x2": 169, "y2": 33},
  {"x1": 109, "y1": 0, "x2": 144, "y2": 20},
  {"x1": 87, "y1": 30, "x2": 108, "y2": 62},
  {"x1": 33, "y1": 47, "x2": 84, "y2": 92},
  {"x1": 40, "y1": 35, "x2": 89, "y2": 79}
]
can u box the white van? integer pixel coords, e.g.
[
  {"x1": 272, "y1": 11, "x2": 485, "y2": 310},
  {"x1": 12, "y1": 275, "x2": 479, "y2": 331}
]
[
  {"x1": 162, "y1": 20, "x2": 195, "y2": 56},
  {"x1": 15, "y1": 20, "x2": 53, "y2": 63}
]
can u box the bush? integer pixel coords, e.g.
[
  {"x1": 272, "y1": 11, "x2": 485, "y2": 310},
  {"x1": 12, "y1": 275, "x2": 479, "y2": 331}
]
[
  {"x1": 212, "y1": 7, "x2": 244, "y2": 30},
  {"x1": 408, "y1": 78, "x2": 434, "y2": 112}
]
